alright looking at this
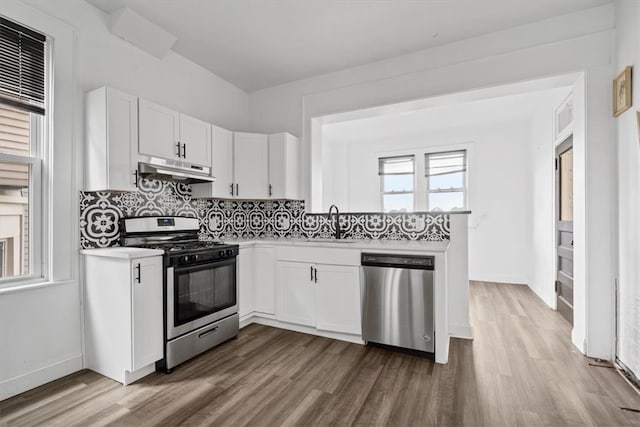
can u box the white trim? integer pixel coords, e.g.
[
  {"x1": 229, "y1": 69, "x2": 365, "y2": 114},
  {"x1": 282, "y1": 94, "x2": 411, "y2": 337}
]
[
  {"x1": 0, "y1": 354, "x2": 82, "y2": 401},
  {"x1": 0, "y1": 278, "x2": 76, "y2": 295},
  {"x1": 240, "y1": 313, "x2": 365, "y2": 345},
  {"x1": 449, "y1": 322, "x2": 474, "y2": 339}
]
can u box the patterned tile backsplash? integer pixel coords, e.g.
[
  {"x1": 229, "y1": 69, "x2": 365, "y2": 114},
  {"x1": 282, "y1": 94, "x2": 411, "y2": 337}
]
[{"x1": 80, "y1": 179, "x2": 450, "y2": 249}]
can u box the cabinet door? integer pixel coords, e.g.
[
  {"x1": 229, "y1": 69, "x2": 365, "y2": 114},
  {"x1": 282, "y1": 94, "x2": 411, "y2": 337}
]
[
  {"x1": 276, "y1": 261, "x2": 315, "y2": 327},
  {"x1": 131, "y1": 256, "x2": 163, "y2": 371},
  {"x1": 180, "y1": 113, "x2": 211, "y2": 167},
  {"x1": 107, "y1": 89, "x2": 139, "y2": 191},
  {"x1": 315, "y1": 264, "x2": 361, "y2": 335},
  {"x1": 138, "y1": 98, "x2": 180, "y2": 160},
  {"x1": 268, "y1": 133, "x2": 298, "y2": 199},
  {"x1": 254, "y1": 246, "x2": 275, "y2": 315},
  {"x1": 212, "y1": 125, "x2": 234, "y2": 197},
  {"x1": 234, "y1": 132, "x2": 269, "y2": 199},
  {"x1": 238, "y1": 247, "x2": 255, "y2": 318}
]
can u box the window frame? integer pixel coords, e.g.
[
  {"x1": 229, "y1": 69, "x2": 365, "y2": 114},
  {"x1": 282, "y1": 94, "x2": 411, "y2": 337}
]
[
  {"x1": 424, "y1": 149, "x2": 467, "y2": 212},
  {"x1": 378, "y1": 154, "x2": 416, "y2": 213},
  {"x1": 0, "y1": 16, "x2": 48, "y2": 287}
]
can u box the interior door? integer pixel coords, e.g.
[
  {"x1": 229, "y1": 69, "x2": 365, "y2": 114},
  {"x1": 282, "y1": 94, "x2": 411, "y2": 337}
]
[{"x1": 556, "y1": 136, "x2": 574, "y2": 325}]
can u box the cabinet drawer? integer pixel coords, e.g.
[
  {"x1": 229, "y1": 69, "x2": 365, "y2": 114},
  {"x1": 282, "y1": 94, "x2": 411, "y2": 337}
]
[{"x1": 275, "y1": 246, "x2": 360, "y2": 266}]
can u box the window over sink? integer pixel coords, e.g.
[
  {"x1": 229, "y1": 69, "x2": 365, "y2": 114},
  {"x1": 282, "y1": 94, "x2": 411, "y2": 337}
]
[{"x1": 378, "y1": 155, "x2": 415, "y2": 213}]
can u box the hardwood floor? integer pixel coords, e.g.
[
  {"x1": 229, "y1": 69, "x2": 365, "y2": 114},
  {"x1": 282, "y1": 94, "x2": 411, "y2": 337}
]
[{"x1": 2, "y1": 281, "x2": 639, "y2": 426}]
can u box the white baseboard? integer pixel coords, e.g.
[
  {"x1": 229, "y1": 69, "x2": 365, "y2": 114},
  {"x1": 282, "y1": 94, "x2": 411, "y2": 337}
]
[
  {"x1": 0, "y1": 354, "x2": 83, "y2": 401},
  {"x1": 449, "y1": 323, "x2": 474, "y2": 339},
  {"x1": 470, "y1": 276, "x2": 528, "y2": 286},
  {"x1": 239, "y1": 313, "x2": 364, "y2": 345}
]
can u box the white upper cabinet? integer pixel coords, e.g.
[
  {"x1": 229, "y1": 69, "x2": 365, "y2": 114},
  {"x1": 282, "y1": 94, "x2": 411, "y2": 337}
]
[
  {"x1": 138, "y1": 98, "x2": 180, "y2": 161},
  {"x1": 233, "y1": 132, "x2": 269, "y2": 198},
  {"x1": 85, "y1": 87, "x2": 139, "y2": 191},
  {"x1": 138, "y1": 98, "x2": 211, "y2": 167},
  {"x1": 180, "y1": 114, "x2": 211, "y2": 166},
  {"x1": 268, "y1": 133, "x2": 299, "y2": 199},
  {"x1": 191, "y1": 125, "x2": 234, "y2": 198}
]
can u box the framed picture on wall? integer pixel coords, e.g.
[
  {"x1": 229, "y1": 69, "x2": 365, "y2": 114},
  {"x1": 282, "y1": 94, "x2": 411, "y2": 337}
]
[{"x1": 613, "y1": 66, "x2": 632, "y2": 117}]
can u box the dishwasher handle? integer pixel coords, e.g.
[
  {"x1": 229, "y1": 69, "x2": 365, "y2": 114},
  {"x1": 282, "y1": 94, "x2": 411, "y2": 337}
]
[{"x1": 361, "y1": 253, "x2": 434, "y2": 270}]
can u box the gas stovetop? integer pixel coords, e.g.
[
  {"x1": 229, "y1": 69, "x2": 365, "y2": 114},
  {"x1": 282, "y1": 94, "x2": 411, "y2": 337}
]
[
  {"x1": 118, "y1": 216, "x2": 238, "y2": 262},
  {"x1": 136, "y1": 240, "x2": 229, "y2": 253}
]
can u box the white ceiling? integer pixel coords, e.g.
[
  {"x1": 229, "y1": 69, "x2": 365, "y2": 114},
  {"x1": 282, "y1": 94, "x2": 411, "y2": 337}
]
[{"x1": 85, "y1": 0, "x2": 610, "y2": 92}]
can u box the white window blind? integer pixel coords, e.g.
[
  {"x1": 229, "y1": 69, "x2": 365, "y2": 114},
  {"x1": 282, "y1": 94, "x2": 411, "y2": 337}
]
[
  {"x1": 0, "y1": 17, "x2": 47, "y2": 115},
  {"x1": 379, "y1": 155, "x2": 415, "y2": 212},
  {"x1": 425, "y1": 150, "x2": 466, "y2": 211}
]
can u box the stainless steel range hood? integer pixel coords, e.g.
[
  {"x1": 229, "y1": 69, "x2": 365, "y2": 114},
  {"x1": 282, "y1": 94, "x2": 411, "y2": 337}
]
[{"x1": 138, "y1": 155, "x2": 215, "y2": 184}]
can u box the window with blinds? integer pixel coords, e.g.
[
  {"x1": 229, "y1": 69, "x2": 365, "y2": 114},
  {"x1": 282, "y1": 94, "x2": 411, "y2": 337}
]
[
  {"x1": 0, "y1": 15, "x2": 47, "y2": 283},
  {"x1": 425, "y1": 150, "x2": 467, "y2": 211},
  {"x1": 378, "y1": 155, "x2": 415, "y2": 212},
  {"x1": 0, "y1": 17, "x2": 47, "y2": 115}
]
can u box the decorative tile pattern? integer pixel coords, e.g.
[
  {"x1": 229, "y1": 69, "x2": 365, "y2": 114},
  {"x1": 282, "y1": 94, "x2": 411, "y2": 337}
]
[
  {"x1": 306, "y1": 212, "x2": 450, "y2": 241},
  {"x1": 80, "y1": 180, "x2": 451, "y2": 248}
]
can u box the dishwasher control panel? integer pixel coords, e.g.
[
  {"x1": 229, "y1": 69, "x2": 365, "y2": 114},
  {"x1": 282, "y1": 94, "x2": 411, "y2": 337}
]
[{"x1": 361, "y1": 253, "x2": 434, "y2": 270}]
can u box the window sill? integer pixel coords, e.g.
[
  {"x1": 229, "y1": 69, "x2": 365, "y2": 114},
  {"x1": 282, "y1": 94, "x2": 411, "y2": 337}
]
[{"x1": 0, "y1": 278, "x2": 75, "y2": 295}]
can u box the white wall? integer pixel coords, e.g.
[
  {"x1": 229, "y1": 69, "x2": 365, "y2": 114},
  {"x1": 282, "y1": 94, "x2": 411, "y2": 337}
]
[
  {"x1": 249, "y1": 5, "x2": 617, "y2": 360},
  {"x1": 0, "y1": 0, "x2": 249, "y2": 400},
  {"x1": 24, "y1": 0, "x2": 249, "y2": 131},
  {"x1": 614, "y1": 0, "x2": 640, "y2": 380},
  {"x1": 324, "y1": 119, "x2": 533, "y2": 285}
]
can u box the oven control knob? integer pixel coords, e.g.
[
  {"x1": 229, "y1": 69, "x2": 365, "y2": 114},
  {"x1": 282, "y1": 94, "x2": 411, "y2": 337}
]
[
  {"x1": 181, "y1": 255, "x2": 190, "y2": 264},
  {"x1": 191, "y1": 254, "x2": 199, "y2": 262},
  {"x1": 225, "y1": 249, "x2": 233, "y2": 257},
  {"x1": 218, "y1": 250, "x2": 226, "y2": 257}
]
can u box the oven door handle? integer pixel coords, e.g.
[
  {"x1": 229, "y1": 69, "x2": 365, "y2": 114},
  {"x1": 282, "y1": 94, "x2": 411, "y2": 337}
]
[{"x1": 198, "y1": 326, "x2": 219, "y2": 339}]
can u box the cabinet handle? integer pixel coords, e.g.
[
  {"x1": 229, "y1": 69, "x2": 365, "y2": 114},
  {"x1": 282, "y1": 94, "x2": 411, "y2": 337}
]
[
  {"x1": 182, "y1": 143, "x2": 187, "y2": 159},
  {"x1": 314, "y1": 267, "x2": 318, "y2": 283},
  {"x1": 310, "y1": 266, "x2": 313, "y2": 281},
  {"x1": 236, "y1": 183, "x2": 239, "y2": 196},
  {"x1": 268, "y1": 184, "x2": 272, "y2": 197},
  {"x1": 133, "y1": 169, "x2": 138, "y2": 187},
  {"x1": 135, "y1": 263, "x2": 141, "y2": 283},
  {"x1": 230, "y1": 183, "x2": 234, "y2": 196},
  {"x1": 176, "y1": 142, "x2": 181, "y2": 158}
]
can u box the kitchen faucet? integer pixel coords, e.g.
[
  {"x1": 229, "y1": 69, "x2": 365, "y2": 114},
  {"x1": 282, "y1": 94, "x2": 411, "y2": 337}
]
[{"x1": 328, "y1": 204, "x2": 341, "y2": 240}]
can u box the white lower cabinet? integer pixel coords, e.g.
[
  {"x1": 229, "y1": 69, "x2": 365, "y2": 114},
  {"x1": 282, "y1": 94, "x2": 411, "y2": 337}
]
[
  {"x1": 314, "y1": 264, "x2": 362, "y2": 335},
  {"x1": 254, "y1": 246, "x2": 276, "y2": 315},
  {"x1": 238, "y1": 246, "x2": 254, "y2": 318},
  {"x1": 83, "y1": 253, "x2": 163, "y2": 385},
  {"x1": 276, "y1": 260, "x2": 362, "y2": 335},
  {"x1": 276, "y1": 261, "x2": 316, "y2": 326}
]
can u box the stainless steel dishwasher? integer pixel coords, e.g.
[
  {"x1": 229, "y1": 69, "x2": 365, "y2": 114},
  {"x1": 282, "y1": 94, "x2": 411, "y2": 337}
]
[{"x1": 361, "y1": 253, "x2": 435, "y2": 354}]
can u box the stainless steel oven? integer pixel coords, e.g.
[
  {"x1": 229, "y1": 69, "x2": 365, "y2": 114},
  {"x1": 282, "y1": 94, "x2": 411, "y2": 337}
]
[
  {"x1": 167, "y1": 257, "x2": 237, "y2": 340},
  {"x1": 120, "y1": 216, "x2": 240, "y2": 373}
]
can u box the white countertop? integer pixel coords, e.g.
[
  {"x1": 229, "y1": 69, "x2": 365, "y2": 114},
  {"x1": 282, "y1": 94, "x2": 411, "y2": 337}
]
[
  {"x1": 220, "y1": 237, "x2": 450, "y2": 253},
  {"x1": 81, "y1": 247, "x2": 164, "y2": 259}
]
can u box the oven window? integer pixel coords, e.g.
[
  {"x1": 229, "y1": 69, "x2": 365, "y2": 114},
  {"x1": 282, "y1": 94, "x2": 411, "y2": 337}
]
[{"x1": 174, "y1": 262, "x2": 236, "y2": 327}]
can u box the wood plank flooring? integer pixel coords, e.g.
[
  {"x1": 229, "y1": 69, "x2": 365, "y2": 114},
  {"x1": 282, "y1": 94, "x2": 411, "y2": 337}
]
[{"x1": 2, "y1": 281, "x2": 639, "y2": 426}]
